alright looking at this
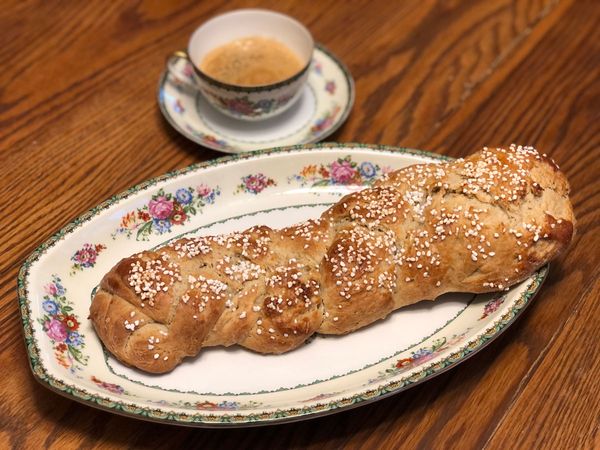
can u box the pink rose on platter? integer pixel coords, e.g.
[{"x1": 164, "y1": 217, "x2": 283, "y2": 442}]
[
  {"x1": 73, "y1": 245, "x2": 97, "y2": 266},
  {"x1": 103, "y1": 382, "x2": 125, "y2": 395},
  {"x1": 414, "y1": 353, "x2": 436, "y2": 364},
  {"x1": 196, "y1": 184, "x2": 212, "y2": 197},
  {"x1": 330, "y1": 160, "x2": 357, "y2": 184},
  {"x1": 245, "y1": 176, "x2": 264, "y2": 192},
  {"x1": 44, "y1": 283, "x2": 57, "y2": 296},
  {"x1": 148, "y1": 196, "x2": 173, "y2": 220},
  {"x1": 46, "y1": 319, "x2": 68, "y2": 342},
  {"x1": 243, "y1": 174, "x2": 272, "y2": 194}
]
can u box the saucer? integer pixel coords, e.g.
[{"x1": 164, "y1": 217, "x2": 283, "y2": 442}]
[{"x1": 158, "y1": 44, "x2": 354, "y2": 153}]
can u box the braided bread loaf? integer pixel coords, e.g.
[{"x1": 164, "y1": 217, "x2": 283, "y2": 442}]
[{"x1": 90, "y1": 145, "x2": 574, "y2": 373}]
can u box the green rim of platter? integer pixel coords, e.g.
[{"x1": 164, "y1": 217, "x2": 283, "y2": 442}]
[{"x1": 17, "y1": 142, "x2": 547, "y2": 427}]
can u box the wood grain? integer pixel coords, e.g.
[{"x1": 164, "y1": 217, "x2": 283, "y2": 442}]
[
  {"x1": 485, "y1": 277, "x2": 600, "y2": 449},
  {"x1": 1, "y1": 0, "x2": 599, "y2": 448}
]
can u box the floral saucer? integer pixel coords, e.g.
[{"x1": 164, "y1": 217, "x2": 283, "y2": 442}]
[{"x1": 158, "y1": 45, "x2": 354, "y2": 153}]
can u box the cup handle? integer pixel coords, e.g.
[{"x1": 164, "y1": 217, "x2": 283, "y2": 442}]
[{"x1": 166, "y1": 50, "x2": 198, "y2": 89}]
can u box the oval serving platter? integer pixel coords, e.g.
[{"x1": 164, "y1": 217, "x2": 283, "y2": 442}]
[{"x1": 18, "y1": 143, "x2": 547, "y2": 427}]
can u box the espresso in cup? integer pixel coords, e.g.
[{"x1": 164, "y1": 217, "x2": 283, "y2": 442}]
[
  {"x1": 200, "y1": 36, "x2": 304, "y2": 87},
  {"x1": 167, "y1": 9, "x2": 314, "y2": 121}
]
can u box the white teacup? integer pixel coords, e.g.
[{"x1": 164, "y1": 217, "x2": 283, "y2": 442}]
[{"x1": 167, "y1": 9, "x2": 314, "y2": 121}]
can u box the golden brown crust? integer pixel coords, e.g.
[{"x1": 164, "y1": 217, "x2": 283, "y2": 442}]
[{"x1": 90, "y1": 145, "x2": 575, "y2": 373}]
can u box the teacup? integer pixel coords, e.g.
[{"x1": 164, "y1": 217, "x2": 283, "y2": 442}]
[{"x1": 167, "y1": 9, "x2": 314, "y2": 121}]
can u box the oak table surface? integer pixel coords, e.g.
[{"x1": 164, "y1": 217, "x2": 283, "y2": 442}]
[{"x1": 1, "y1": 1, "x2": 599, "y2": 449}]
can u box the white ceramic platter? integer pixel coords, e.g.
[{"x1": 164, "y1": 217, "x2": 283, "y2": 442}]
[
  {"x1": 18, "y1": 144, "x2": 547, "y2": 427},
  {"x1": 158, "y1": 45, "x2": 354, "y2": 153}
]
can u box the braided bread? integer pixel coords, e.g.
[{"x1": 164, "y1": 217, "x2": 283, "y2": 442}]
[{"x1": 90, "y1": 145, "x2": 574, "y2": 373}]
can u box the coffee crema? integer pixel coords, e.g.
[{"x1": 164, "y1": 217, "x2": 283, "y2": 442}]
[{"x1": 200, "y1": 36, "x2": 304, "y2": 86}]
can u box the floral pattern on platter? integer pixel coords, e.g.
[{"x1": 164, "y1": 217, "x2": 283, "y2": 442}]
[
  {"x1": 367, "y1": 330, "x2": 472, "y2": 385},
  {"x1": 289, "y1": 156, "x2": 393, "y2": 187},
  {"x1": 204, "y1": 91, "x2": 293, "y2": 118},
  {"x1": 184, "y1": 124, "x2": 233, "y2": 151},
  {"x1": 192, "y1": 400, "x2": 262, "y2": 411},
  {"x1": 70, "y1": 243, "x2": 106, "y2": 275},
  {"x1": 113, "y1": 185, "x2": 221, "y2": 240},
  {"x1": 300, "y1": 392, "x2": 343, "y2": 403},
  {"x1": 480, "y1": 295, "x2": 507, "y2": 320},
  {"x1": 147, "y1": 399, "x2": 263, "y2": 411},
  {"x1": 234, "y1": 174, "x2": 277, "y2": 195},
  {"x1": 310, "y1": 104, "x2": 341, "y2": 136},
  {"x1": 38, "y1": 275, "x2": 88, "y2": 373},
  {"x1": 91, "y1": 376, "x2": 126, "y2": 395}
]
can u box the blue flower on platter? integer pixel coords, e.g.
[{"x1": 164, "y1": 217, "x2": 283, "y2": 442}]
[
  {"x1": 66, "y1": 331, "x2": 83, "y2": 346},
  {"x1": 412, "y1": 348, "x2": 433, "y2": 359},
  {"x1": 175, "y1": 188, "x2": 193, "y2": 205},
  {"x1": 197, "y1": 185, "x2": 220, "y2": 204},
  {"x1": 42, "y1": 299, "x2": 59, "y2": 315},
  {"x1": 217, "y1": 401, "x2": 239, "y2": 410},
  {"x1": 204, "y1": 192, "x2": 216, "y2": 204},
  {"x1": 153, "y1": 218, "x2": 171, "y2": 234},
  {"x1": 54, "y1": 281, "x2": 66, "y2": 296},
  {"x1": 359, "y1": 162, "x2": 377, "y2": 179}
]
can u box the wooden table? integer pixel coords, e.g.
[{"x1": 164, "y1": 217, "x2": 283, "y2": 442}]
[{"x1": 1, "y1": 1, "x2": 598, "y2": 448}]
